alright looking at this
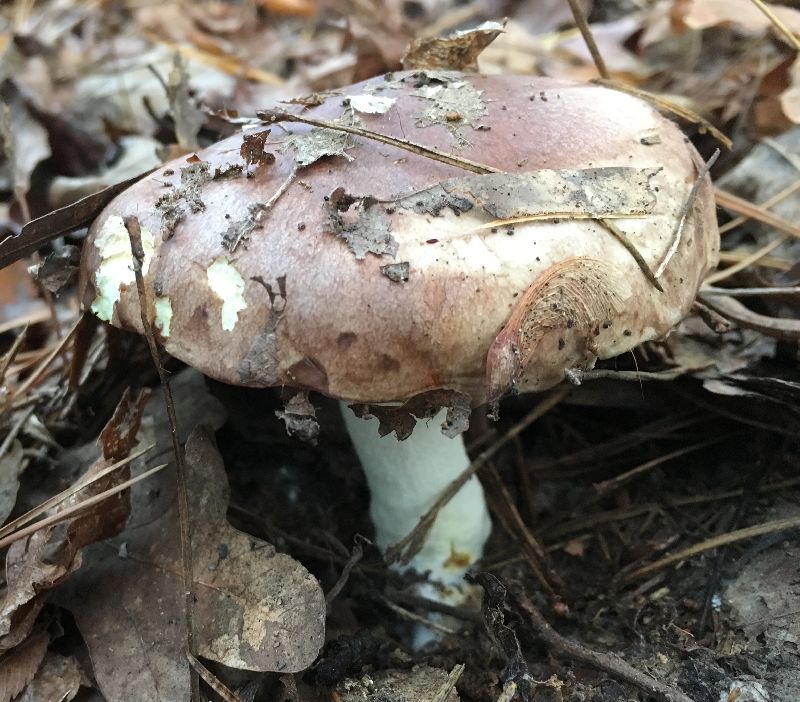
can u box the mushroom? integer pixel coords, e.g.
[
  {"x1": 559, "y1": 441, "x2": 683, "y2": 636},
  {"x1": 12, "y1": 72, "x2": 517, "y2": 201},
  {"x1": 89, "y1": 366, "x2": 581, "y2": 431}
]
[{"x1": 79, "y1": 71, "x2": 719, "y2": 629}]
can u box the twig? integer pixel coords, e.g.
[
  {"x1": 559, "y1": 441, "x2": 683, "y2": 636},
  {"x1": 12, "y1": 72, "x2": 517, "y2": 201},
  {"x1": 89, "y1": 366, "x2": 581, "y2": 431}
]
[
  {"x1": 0, "y1": 323, "x2": 28, "y2": 386},
  {"x1": 654, "y1": 149, "x2": 719, "y2": 279},
  {"x1": 593, "y1": 438, "x2": 723, "y2": 496},
  {"x1": 715, "y1": 187, "x2": 800, "y2": 239},
  {"x1": 226, "y1": 165, "x2": 298, "y2": 253},
  {"x1": 704, "y1": 234, "x2": 788, "y2": 285},
  {"x1": 380, "y1": 596, "x2": 459, "y2": 635},
  {"x1": 384, "y1": 587, "x2": 483, "y2": 622},
  {"x1": 749, "y1": 0, "x2": 800, "y2": 51},
  {"x1": 385, "y1": 387, "x2": 569, "y2": 566},
  {"x1": 124, "y1": 215, "x2": 200, "y2": 700},
  {"x1": 484, "y1": 463, "x2": 563, "y2": 597},
  {"x1": 621, "y1": 516, "x2": 800, "y2": 582},
  {"x1": 0, "y1": 463, "x2": 167, "y2": 550},
  {"x1": 701, "y1": 285, "x2": 800, "y2": 297},
  {"x1": 541, "y1": 477, "x2": 800, "y2": 542},
  {"x1": 515, "y1": 593, "x2": 694, "y2": 702},
  {"x1": 718, "y1": 180, "x2": 800, "y2": 235},
  {"x1": 699, "y1": 291, "x2": 800, "y2": 341},
  {"x1": 594, "y1": 79, "x2": 732, "y2": 149},
  {"x1": 325, "y1": 537, "x2": 364, "y2": 612},
  {"x1": 186, "y1": 652, "x2": 241, "y2": 702},
  {"x1": 565, "y1": 0, "x2": 609, "y2": 78},
  {"x1": 696, "y1": 460, "x2": 770, "y2": 637},
  {"x1": 0, "y1": 406, "x2": 34, "y2": 460},
  {"x1": 598, "y1": 219, "x2": 663, "y2": 292},
  {"x1": 431, "y1": 664, "x2": 465, "y2": 702},
  {"x1": 11, "y1": 315, "x2": 82, "y2": 402},
  {"x1": 258, "y1": 109, "x2": 496, "y2": 175},
  {"x1": 566, "y1": 365, "x2": 708, "y2": 384}
]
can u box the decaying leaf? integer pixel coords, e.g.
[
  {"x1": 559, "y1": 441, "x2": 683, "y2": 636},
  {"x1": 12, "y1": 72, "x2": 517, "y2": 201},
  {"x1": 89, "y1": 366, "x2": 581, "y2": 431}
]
[
  {"x1": 0, "y1": 440, "x2": 25, "y2": 525},
  {"x1": 327, "y1": 188, "x2": 397, "y2": 260},
  {"x1": 276, "y1": 391, "x2": 320, "y2": 445},
  {"x1": 282, "y1": 118, "x2": 355, "y2": 168},
  {"x1": 56, "y1": 374, "x2": 324, "y2": 701},
  {"x1": 0, "y1": 632, "x2": 48, "y2": 702},
  {"x1": 402, "y1": 21, "x2": 505, "y2": 72},
  {"x1": 400, "y1": 167, "x2": 658, "y2": 220},
  {"x1": 155, "y1": 160, "x2": 213, "y2": 238},
  {"x1": 0, "y1": 389, "x2": 148, "y2": 654},
  {"x1": 335, "y1": 665, "x2": 461, "y2": 702},
  {"x1": 350, "y1": 389, "x2": 471, "y2": 440},
  {"x1": 18, "y1": 651, "x2": 82, "y2": 702},
  {"x1": 471, "y1": 573, "x2": 535, "y2": 699},
  {"x1": 409, "y1": 71, "x2": 487, "y2": 145}
]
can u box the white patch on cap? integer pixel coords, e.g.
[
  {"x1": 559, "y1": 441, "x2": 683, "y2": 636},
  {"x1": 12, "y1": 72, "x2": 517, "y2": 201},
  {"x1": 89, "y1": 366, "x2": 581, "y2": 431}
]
[
  {"x1": 91, "y1": 216, "x2": 154, "y2": 322},
  {"x1": 346, "y1": 94, "x2": 396, "y2": 114},
  {"x1": 206, "y1": 258, "x2": 247, "y2": 331},
  {"x1": 154, "y1": 296, "x2": 173, "y2": 338}
]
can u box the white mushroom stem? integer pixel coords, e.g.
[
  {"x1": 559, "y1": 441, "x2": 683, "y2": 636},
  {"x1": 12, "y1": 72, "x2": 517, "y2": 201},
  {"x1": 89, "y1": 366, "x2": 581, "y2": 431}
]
[{"x1": 340, "y1": 403, "x2": 492, "y2": 590}]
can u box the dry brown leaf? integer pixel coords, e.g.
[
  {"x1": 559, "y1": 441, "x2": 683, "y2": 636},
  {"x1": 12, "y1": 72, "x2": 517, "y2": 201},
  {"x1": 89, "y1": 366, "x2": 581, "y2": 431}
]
[
  {"x1": 0, "y1": 389, "x2": 148, "y2": 654},
  {"x1": 677, "y1": 0, "x2": 800, "y2": 40},
  {"x1": 56, "y1": 375, "x2": 324, "y2": 702},
  {"x1": 0, "y1": 632, "x2": 48, "y2": 702},
  {"x1": 402, "y1": 21, "x2": 505, "y2": 71},
  {"x1": 0, "y1": 440, "x2": 25, "y2": 525},
  {"x1": 18, "y1": 651, "x2": 81, "y2": 702}
]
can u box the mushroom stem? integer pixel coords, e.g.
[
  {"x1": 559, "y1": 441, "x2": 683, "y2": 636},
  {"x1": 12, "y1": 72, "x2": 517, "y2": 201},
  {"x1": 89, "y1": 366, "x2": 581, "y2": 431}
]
[{"x1": 340, "y1": 403, "x2": 492, "y2": 589}]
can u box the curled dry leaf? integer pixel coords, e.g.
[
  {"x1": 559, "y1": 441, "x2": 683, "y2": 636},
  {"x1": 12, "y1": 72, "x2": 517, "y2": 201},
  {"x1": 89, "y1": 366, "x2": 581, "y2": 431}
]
[
  {"x1": 56, "y1": 378, "x2": 324, "y2": 701},
  {"x1": 401, "y1": 21, "x2": 506, "y2": 72},
  {"x1": 0, "y1": 388, "x2": 148, "y2": 654}
]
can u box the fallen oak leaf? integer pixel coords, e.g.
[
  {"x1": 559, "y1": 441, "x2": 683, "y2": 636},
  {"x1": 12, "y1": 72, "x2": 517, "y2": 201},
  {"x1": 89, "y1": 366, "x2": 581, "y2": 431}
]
[{"x1": 56, "y1": 426, "x2": 325, "y2": 702}]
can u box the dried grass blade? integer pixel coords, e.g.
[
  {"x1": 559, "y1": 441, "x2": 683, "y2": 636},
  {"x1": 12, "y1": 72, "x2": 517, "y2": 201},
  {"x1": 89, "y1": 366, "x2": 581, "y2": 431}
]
[
  {"x1": 0, "y1": 443, "x2": 154, "y2": 539},
  {"x1": 0, "y1": 463, "x2": 167, "y2": 550},
  {"x1": 621, "y1": 516, "x2": 800, "y2": 582},
  {"x1": 715, "y1": 188, "x2": 800, "y2": 239}
]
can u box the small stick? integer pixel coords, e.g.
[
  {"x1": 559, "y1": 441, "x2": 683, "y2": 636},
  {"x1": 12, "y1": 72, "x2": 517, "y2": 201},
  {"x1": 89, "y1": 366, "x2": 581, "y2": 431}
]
[
  {"x1": 258, "y1": 109, "x2": 497, "y2": 175},
  {"x1": 0, "y1": 324, "x2": 30, "y2": 384},
  {"x1": 431, "y1": 664, "x2": 465, "y2": 702},
  {"x1": 598, "y1": 219, "x2": 663, "y2": 292},
  {"x1": 715, "y1": 187, "x2": 800, "y2": 239},
  {"x1": 186, "y1": 652, "x2": 241, "y2": 702},
  {"x1": 749, "y1": 0, "x2": 800, "y2": 51},
  {"x1": 704, "y1": 234, "x2": 788, "y2": 285},
  {"x1": 325, "y1": 538, "x2": 364, "y2": 611},
  {"x1": 0, "y1": 463, "x2": 167, "y2": 550},
  {"x1": 124, "y1": 215, "x2": 200, "y2": 700},
  {"x1": 718, "y1": 180, "x2": 800, "y2": 235},
  {"x1": 621, "y1": 516, "x2": 800, "y2": 582},
  {"x1": 516, "y1": 594, "x2": 695, "y2": 702},
  {"x1": 0, "y1": 443, "x2": 154, "y2": 540},
  {"x1": 701, "y1": 285, "x2": 800, "y2": 297},
  {"x1": 655, "y1": 149, "x2": 719, "y2": 279},
  {"x1": 565, "y1": 0, "x2": 609, "y2": 79}
]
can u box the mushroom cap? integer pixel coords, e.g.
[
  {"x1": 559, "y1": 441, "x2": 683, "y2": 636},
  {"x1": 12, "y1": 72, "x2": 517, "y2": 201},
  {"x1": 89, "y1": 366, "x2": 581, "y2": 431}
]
[{"x1": 80, "y1": 71, "x2": 718, "y2": 406}]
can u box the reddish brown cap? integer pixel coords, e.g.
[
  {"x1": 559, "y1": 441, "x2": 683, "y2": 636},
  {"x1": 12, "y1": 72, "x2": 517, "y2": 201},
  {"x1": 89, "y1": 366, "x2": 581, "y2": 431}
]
[{"x1": 80, "y1": 71, "x2": 718, "y2": 406}]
